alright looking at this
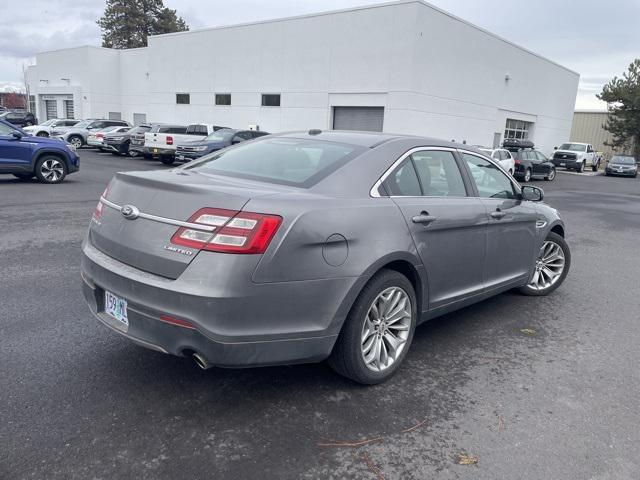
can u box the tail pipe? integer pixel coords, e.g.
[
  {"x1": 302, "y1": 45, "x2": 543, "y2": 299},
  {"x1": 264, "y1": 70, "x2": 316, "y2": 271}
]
[{"x1": 192, "y1": 352, "x2": 212, "y2": 370}]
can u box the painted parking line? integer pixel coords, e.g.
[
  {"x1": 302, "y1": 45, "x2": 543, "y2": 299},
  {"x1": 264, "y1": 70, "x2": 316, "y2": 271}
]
[{"x1": 556, "y1": 170, "x2": 602, "y2": 177}]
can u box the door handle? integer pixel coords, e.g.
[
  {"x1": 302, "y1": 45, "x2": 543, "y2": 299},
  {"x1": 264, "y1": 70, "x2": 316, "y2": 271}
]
[
  {"x1": 412, "y1": 211, "x2": 437, "y2": 225},
  {"x1": 491, "y1": 210, "x2": 507, "y2": 219}
]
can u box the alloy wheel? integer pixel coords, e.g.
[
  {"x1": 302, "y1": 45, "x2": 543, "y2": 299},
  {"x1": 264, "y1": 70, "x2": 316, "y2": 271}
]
[
  {"x1": 69, "y1": 137, "x2": 82, "y2": 149},
  {"x1": 547, "y1": 169, "x2": 555, "y2": 180},
  {"x1": 40, "y1": 158, "x2": 65, "y2": 182},
  {"x1": 524, "y1": 169, "x2": 531, "y2": 182},
  {"x1": 528, "y1": 241, "x2": 565, "y2": 291},
  {"x1": 360, "y1": 287, "x2": 411, "y2": 372}
]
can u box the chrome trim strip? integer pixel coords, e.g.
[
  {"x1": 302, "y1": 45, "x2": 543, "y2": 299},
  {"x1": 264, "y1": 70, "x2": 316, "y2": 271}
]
[{"x1": 100, "y1": 197, "x2": 216, "y2": 232}]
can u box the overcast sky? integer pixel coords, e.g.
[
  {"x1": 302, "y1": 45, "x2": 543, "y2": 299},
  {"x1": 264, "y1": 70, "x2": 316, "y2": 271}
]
[{"x1": 1, "y1": 0, "x2": 638, "y2": 109}]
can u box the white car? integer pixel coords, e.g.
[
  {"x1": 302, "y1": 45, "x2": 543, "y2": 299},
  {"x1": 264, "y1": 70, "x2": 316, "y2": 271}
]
[
  {"x1": 478, "y1": 147, "x2": 516, "y2": 175},
  {"x1": 144, "y1": 123, "x2": 226, "y2": 165},
  {"x1": 87, "y1": 126, "x2": 131, "y2": 149},
  {"x1": 551, "y1": 142, "x2": 602, "y2": 172},
  {"x1": 22, "y1": 118, "x2": 80, "y2": 137}
]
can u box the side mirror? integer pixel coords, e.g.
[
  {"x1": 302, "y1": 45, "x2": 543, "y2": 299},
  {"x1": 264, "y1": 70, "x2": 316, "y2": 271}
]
[
  {"x1": 521, "y1": 185, "x2": 544, "y2": 202},
  {"x1": 11, "y1": 132, "x2": 22, "y2": 140},
  {"x1": 553, "y1": 146, "x2": 558, "y2": 150},
  {"x1": 231, "y1": 137, "x2": 242, "y2": 145}
]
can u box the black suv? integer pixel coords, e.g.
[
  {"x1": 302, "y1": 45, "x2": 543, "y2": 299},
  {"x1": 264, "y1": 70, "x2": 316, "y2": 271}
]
[
  {"x1": 503, "y1": 139, "x2": 556, "y2": 182},
  {"x1": 0, "y1": 110, "x2": 38, "y2": 127}
]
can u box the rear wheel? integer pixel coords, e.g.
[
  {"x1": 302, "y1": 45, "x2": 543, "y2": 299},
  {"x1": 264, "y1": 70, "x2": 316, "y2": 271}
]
[
  {"x1": 519, "y1": 232, "x2": 570, "y2": 296},
  {"x1": 68, "y1": 135, "x2": 83, "y2": 149},
  {"x1": 329, "y1": 269, "x2": 417, "y2": 384},
  {"x1": 35, "y1": 156, "x2": 67, "y2": 184},
  {"x1": 160, "y1": 156, "x2": 175, "y2": 165},
  {"x1": 522, "y1": 168, "x2": 532, "y2": 182},
  {"x1": 592, "y1": 159, "x2": 599, "y2": 172}
]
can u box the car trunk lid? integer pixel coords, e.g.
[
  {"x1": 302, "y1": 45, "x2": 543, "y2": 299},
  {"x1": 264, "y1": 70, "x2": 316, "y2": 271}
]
[{"x1": 89, "y1": 170, "x2": 281, "y2": 279}]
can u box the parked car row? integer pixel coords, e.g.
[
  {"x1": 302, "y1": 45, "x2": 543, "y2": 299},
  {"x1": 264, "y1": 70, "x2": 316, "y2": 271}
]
[{"x1": 0, "y1": 109, "x2": 38, "y2": 127}]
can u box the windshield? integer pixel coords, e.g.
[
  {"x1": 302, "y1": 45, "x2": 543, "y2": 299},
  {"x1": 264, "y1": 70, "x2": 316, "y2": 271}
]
[
  {"x1": 184, "y1": 137, "x2": 363, "y2": 187},
  {"x1": 610, "y1": 156, "x2": 635, "y2": 165},
  {"x1": 559, "y1": 143, "x2": 587, "y2": 152},
  {"x1": 204, "y1": 129, "x2": 236, "y2": 142}
]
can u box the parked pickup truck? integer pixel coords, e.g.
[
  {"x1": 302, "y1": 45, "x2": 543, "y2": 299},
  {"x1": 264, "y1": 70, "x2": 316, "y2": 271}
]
[
  {"x1": 551, "y1": 142, "x2": 602, "y2": 172},
  {"x1": 144, "y1": 123, "x2": 227, "y2": 164}
]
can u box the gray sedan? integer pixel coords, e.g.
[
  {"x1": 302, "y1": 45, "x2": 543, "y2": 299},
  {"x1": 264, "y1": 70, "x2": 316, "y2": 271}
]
[{"x1": 81, "y1": 130, "x2": 570, "y2": 384}]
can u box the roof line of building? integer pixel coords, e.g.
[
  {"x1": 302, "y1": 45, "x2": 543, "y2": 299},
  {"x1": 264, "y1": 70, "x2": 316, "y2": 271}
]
[
  {"x1": 575, "y1": 109, "x2": 608, "y2": 113},
  {"x1": 150, "y1": 0, "x2": 579, "y2": 76}
]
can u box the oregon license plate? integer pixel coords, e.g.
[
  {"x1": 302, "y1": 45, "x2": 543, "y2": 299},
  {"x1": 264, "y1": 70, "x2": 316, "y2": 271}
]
[
  {"x1": 153, "y1": 148, "x2": 158, "y2": 154},
  {"x1": 560, "y1": 163, "x2": 565, "y2": 166},
  {"x1": 105, "y1": 291, "x2": 128, "y2": 326},
  {"x1": 176, "y1": 154, "x2": 184, "y2": 161}
]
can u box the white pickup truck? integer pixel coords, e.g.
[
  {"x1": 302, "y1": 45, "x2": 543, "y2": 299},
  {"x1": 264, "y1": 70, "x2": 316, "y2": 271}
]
[
  {"x1": 144, "y1": 123, "x2": 224, "y2": 164},
  {"x1": 551, "y1": 142, "x2": 602, "y2": 173}
]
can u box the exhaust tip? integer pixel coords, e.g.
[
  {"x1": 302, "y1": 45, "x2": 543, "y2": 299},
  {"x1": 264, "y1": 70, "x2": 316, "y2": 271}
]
[{"x1": 192, "y1": 352, "x2": 211, "y2": 370}]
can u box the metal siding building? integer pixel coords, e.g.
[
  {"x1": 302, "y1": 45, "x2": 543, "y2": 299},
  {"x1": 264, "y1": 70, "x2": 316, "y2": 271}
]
[
  {"x1": 26, "y1": 0, "x2": 579, "y2": 154},
  {"x1": 570, "y1": 110, "x2": 615, "y2": 158}
]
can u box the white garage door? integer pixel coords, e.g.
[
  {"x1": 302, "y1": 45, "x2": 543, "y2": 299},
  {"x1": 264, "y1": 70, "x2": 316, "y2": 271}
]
[{"x1": 333, "y1": 107, "x2": 384, "y2": 132}]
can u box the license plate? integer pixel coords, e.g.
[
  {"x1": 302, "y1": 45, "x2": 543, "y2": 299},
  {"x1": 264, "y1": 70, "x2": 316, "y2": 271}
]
[
  {"x1": 153, "y1": 148, "x2": 158, "y2": 154},
  {"x1": 559, "y1": 163, "x2": 565, "y2": 166},
  {"x1": 105, "y1": 291, "x2": 128, "y2": 326},
  {"x1": 176, "y1": 154, "x2": 184, "y2": 161}
]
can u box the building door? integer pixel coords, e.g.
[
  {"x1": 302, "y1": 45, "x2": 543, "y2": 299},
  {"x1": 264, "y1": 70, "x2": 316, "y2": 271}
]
[
  {"x1": 493, "y1": 132, "x2": 502, "y2": 148},
  {"x1": 333, "y1": 106, "x2": 384, "y2": 132},
  {"x1": 108, "y1": 112, "x2": 122, "y2": 120},
  {"x1": 64, "y1": 100, "x2": 74, "y2": 119},
  {"x1": 45, "y1": 100, "x2": 57, "y2": 120},
  {"x1": 133, "y1": 113, "x2": 146, "y2": 126}
]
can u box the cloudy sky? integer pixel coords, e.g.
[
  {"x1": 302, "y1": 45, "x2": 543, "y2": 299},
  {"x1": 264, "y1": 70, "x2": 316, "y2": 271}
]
[{"x1": 1, "y1": 0, "x2": 637, "y2": 108}]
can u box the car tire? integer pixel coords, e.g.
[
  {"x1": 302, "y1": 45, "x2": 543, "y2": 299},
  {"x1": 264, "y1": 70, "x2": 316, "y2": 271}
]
[
  {"x1": 577, "y1": 161, "x2": 585, "y2": 173},
  {"x1": 35, "y1": 156, "x2": 67, "y2": 184},
  {"x1": 592, "y1": 160, "x2": 599, "y2": 172},
  {"x1": 160, "y1": 157, "x2": 175, "y2": 165},
  {"x1": 13, "y1": 173, "x2": 34, "y2": 181},
  {"x1": 544, "y1": 168, "x2": 556, "y2": 181},
  {"x1": 127, "y1": 149, "x2": 139, "y2": 157},
  {"x1": 36, "y1": 131, "x2": 49, "y2": 137},
  {"x1": 68, "y1": 135, "x2": 83, "y2": 149},
  {"x1": 518, "y1": 232, "x2": 570, "y2": 297},
  {"x1": 522, "y1": 168, "x2": 532, "y2": 182},
  {"x1": 328, "y1": 269, "x2": 417, "y2": 384}
]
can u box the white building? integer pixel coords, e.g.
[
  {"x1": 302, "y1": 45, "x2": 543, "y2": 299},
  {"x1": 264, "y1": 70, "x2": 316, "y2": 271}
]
[{"x1": 26, "y1": 0, "x2": 579, "y2": 152}]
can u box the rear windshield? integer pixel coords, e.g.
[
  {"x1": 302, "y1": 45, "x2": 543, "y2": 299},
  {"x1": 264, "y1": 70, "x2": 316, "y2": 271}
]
[
  {"x1": 184, "y1": 137, "x2": 363, "y2": 187},
  {"x1": 129, "y1": 125, "x2": 151, "y2": 134}
]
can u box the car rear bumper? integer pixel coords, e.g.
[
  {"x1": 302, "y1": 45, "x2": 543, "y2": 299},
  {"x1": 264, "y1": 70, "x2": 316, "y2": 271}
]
[
  {"x1": 80, "y1": 239, "x2": 356, "y2": 367},
  {"x1": 145, "y1": 147, "x2": 175, "y2": 157}
]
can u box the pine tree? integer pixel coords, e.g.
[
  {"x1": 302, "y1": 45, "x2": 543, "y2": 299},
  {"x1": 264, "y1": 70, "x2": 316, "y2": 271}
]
[
  {"x1": 97, "y1": 0, "x2": 189, "y2": 49},
  {"x1": 597, "y1": 59, "x2": 640, "y2": 158}
]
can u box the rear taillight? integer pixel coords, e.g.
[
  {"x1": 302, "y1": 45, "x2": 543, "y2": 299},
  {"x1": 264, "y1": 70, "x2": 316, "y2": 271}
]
[
  {"x1": 97, "y1": 133, "x2": 104, "y2": 139},
  {"x1": 93, "y1": 186, "x2": 109, "y2": 220},
  {"x1": 171, "y1": 208, "x2": 282, "y2": 254},
  {"x1": 166, "y1": 136, "x2": 173, "y2": 145},
  {"x1": 514, "y1": 159, "x2": 521, "y2": 165}
]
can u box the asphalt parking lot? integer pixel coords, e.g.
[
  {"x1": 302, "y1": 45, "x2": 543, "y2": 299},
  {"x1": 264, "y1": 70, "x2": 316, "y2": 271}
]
[{"x1": 1, "y1": 150, "x2": 639, "y2": 479}]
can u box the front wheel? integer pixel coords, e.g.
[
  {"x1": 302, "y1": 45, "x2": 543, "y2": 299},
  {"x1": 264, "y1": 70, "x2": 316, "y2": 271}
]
[
  {"x1": 329, "y1": 269, "x2": 417, "y2": 384},
  {"x1": 519, "y1": 232, "x2": 570, "y2": 296},
  {"x1": 544, "y1": 168, "x2": 556, "y2": 181},
  {"x1": 35, "y1": 156, "x2": 67, "y2": 184},
  {"x1": 36, "y1": 131, "x2": 49, "y2": 137},
  {"x1": 68, "y1": 135, "x2": 83, "y2": 149},
  {"x1": 577, "y1": 161, "x2": 585, "y2": 173}
]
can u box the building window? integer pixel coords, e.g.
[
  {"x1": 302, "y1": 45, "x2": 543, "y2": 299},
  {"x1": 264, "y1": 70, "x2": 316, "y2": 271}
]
[
  {"x1": 261, "y1": 94, "x2": 281, "y2": 107},
  {"x1": 29, "y1": 95, "x2": 36, "y2": 114},
  {"x1": 176, "y1": 93, "x2": 190, "y2": 104},
  {"x1": 504, "y1": 119, "x2": 531, "y2": 140},
  {"x1": 215, "y1": 94, "x2": 231, "y2": 106},
  {"x1": 64, "y1": 100, "x2": 74, "y2": 119}
]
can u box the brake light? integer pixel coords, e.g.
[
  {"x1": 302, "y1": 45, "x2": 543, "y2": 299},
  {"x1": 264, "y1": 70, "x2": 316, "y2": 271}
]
[
  {"x1": 96, "y1": 133, "x2": 104, "y2": 139},
  {"x1": 166, "y1": 136, "x2": 173, "y2": 145},
  {"x1": 93, "y1": 186, "x2": 109, "y2": 220},
  {"x1": 171, "y1": 208, "x2": 282, "y2": 254},
  {"x1": 514, "y1": 159, "x2": 521, "y2": 165}
]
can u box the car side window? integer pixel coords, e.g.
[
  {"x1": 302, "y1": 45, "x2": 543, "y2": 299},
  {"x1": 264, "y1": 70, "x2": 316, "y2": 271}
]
[
  {"x1": 411, "y1": 150, "x2": 467, "y2": 196},
  {"x1": 535, "y1": 151, "x2": 547, "y2": 161},
  {"x1": 384, "y1": 159, "x2": 422, "y2": 196},
  {"x1": 0, "y1": 123, "x2": 15, "y2": 135},
  {"x1": 461, "y1": 153, "x2": 517, "y2": 199},
  {"x1": 235, "y1": 131, "x2": 253, "y2": 141}
]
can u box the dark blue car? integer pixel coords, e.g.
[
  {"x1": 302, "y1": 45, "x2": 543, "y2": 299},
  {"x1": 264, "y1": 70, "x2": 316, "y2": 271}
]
[
  {"x1": 175, "y1": 128, "x2": 269, "y2": 162},
  {"x1": 0, "y1": 119, "x2": 79, "y2": 183}
]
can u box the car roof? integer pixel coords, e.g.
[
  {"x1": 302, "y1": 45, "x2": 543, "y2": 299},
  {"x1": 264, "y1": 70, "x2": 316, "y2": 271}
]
[{"x1": 272, "y1": 130, "x2": 477, "y2": 150}]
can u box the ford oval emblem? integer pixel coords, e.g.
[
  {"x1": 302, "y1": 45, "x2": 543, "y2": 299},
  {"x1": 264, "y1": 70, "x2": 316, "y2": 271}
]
[{"x1": 121, "y1": 204, "x2": 139, "y2": 220}]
